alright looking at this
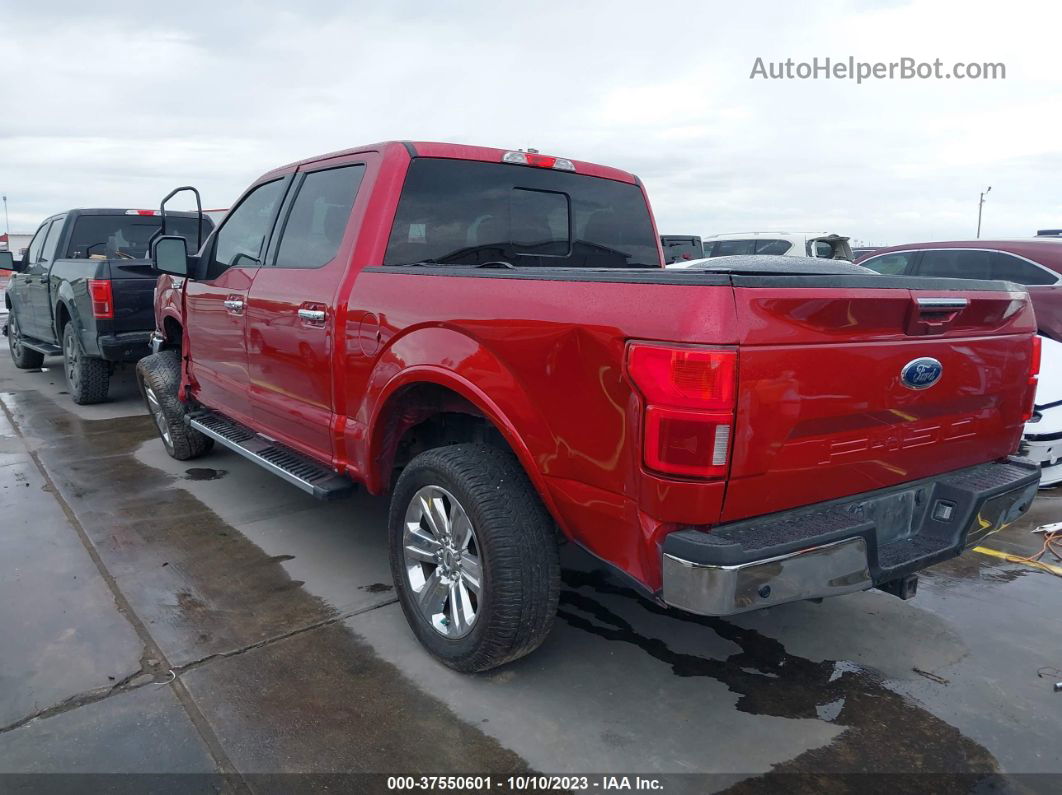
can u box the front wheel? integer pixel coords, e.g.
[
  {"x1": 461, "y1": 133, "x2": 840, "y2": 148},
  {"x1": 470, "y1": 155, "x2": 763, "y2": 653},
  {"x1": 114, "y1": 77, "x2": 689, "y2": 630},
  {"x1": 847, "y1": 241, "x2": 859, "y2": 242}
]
[
  {"x1": 7, "y1": 312, "x2": 45, "y2": 370},
  {"x1": 389, "y1": 444, "x2": 560, "y2": 672},
  {"x1": 63, "y1": 322, "x2": 110, "y2": 404},
  {"x1": 135, "y1": 349, "x2": 213, "y2": 460}
]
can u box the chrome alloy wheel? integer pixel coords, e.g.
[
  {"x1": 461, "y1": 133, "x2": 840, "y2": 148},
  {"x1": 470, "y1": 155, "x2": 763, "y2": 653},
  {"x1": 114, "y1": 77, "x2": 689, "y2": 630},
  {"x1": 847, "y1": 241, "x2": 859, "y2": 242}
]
[
  {"x1": 143, "y1": 384, "x2": 173, "y2": 451},
  {"x1": 402, "y1": 485, "x2": 483, "y2": 638}
]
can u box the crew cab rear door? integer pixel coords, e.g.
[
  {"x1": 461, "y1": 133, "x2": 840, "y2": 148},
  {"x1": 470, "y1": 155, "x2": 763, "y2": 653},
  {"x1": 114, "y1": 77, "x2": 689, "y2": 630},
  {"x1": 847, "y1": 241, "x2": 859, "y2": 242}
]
[
  {"x1": 184, "y1": 177, "x2": 289, "y2": 424},
  {"x1": 722, "y1": 276, "x2": 1037, "y2": 522},
  {"x1": 244, "y1": 153, "x2": 373, "y2": 462}
]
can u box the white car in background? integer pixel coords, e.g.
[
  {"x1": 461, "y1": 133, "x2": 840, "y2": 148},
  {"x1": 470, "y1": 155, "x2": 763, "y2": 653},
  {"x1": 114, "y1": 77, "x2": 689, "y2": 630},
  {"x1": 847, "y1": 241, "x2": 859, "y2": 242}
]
[
  {"x1": 695, "y1": 231, "x2": 854, "y2": 261},
  {"x1": 1026, "y1": 335, "x2": 1062, "y2": 488}
]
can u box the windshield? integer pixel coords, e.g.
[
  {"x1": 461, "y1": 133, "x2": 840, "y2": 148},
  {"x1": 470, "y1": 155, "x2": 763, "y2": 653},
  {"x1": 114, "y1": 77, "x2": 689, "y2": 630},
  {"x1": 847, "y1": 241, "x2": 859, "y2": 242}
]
[
  {"x1": 67, "y1": 215, "x2": 213, "y2": 259},
  {"x1": 384, "y1": 159, "x2": 660, "y2": 268}
]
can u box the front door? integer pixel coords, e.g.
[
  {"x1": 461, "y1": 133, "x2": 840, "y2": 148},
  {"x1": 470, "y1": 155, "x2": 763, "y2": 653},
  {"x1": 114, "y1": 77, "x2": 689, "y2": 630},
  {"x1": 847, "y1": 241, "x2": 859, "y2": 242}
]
[
  {"x1": 10, "y1": 220, "x2": 51, "y2": 340},
  {"x1": 184, "y1": 177, "x2": 288, "y2": 424},
  {"x1": 245, "y1": 159, "x2": 369, "y2": 461}
]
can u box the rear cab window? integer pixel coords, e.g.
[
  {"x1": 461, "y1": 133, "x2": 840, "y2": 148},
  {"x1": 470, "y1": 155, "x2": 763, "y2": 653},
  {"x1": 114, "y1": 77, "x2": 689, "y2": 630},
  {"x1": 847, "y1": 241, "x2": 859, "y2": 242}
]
[
  {"x1": 661, "y1": 236, "x2": 703, "y2": 263},
  {"x1": 384, "y1": 159, "x2": 659, "y2": 268},
  {"x1": 67, "y1": 214, "x2": 212, "y2": 260}
]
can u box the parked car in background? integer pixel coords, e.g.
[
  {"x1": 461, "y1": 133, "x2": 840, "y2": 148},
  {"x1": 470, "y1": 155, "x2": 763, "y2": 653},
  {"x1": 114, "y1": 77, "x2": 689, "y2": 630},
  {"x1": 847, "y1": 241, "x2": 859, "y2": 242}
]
[
  {"x1": 702, "y1": 231, "x2": 853, "y2": 260},
  {"x1": 851, "y1": 246, "x2": 881, "y2": 259},
  {"x1": 1026, "y1": 334, "x2": 1062, "y2": 488},
  {"x1": 856, "y1": 239, "x2": 1062, "y2": 340},
  {"x1": 0, "y1": 208, "x2": 212, "y2": 403},
  {"x1": 138, "y1": 140, "x2": 1039, "y2": 673},
  {"x1": 660, "y1": 235, "x2": 702, "y2": 264}
]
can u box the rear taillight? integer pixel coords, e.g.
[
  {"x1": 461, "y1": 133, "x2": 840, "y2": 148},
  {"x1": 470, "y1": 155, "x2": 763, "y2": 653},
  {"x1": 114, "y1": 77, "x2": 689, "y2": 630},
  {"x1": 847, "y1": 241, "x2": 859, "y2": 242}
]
[
  {"x1": 1023, "y1": 335, "x2": 1042, "y2": 423},
  {"x1": 626, "y1": 343, "x2": 737, "y2": 478},
  {"x1": 88, "y1": 279, "x2": 114, "y2": 319}
]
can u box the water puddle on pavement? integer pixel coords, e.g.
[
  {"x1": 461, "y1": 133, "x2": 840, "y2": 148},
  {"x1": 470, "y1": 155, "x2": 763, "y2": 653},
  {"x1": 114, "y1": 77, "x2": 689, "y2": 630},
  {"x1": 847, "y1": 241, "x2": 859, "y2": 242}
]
[
  {"x1": 557, "y1": 569, "x2": 1002, "y2": 786},
  {"x1": 183, "y1": 467, "x2": 227, "y2": 481}
]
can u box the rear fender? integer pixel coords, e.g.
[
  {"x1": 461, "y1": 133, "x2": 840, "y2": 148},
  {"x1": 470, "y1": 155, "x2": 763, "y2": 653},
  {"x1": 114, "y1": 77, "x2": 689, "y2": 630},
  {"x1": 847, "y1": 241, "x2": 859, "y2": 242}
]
[
  {"x1": 359, "y1": 326, "x2": 567, "y2": 533},
  {"x1": 53, "y1": 281, "x2": 82, "y2": 345}
]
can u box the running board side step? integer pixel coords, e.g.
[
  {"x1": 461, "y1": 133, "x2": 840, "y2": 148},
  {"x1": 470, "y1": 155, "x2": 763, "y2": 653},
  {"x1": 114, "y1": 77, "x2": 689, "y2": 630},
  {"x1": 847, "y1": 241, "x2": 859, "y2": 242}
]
[
  {"x1": 20, "y1": 339, "x2": 62, "y2": 356},
  {"x1": 188, "y1": 411, "x2": 354, "y2": 501}
]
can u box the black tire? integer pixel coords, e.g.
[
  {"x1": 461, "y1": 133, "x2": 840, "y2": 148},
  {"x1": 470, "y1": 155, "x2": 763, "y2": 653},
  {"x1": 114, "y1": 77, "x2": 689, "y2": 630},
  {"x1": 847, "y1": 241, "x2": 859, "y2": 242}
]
[
  {"x1": 7, "y1": 312, "x2": 45, "y2": 370},
  {"x1": 389, "y1": 443, "x2": 560, "y2": 672},
  {"x1": 62, "y1": 322, "x2": 110, "y2": 404},
  {"x1": 135, "y1": 349, "x2": 213, "y2": 460}
]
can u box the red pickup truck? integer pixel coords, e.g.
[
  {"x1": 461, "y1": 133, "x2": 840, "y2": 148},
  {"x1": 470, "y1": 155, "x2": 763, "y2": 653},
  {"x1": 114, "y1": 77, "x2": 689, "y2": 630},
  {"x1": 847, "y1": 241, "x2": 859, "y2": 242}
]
[{"x1": 139, "y1": 141, "x2": 1041, "y2": 672}]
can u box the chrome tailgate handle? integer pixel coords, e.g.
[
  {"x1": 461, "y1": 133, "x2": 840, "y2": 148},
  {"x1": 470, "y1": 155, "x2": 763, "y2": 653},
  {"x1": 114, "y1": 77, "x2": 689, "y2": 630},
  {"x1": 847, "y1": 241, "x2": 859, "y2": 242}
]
[{"x1": 916, "y1": 297, "x2": 970, "y2": 312}]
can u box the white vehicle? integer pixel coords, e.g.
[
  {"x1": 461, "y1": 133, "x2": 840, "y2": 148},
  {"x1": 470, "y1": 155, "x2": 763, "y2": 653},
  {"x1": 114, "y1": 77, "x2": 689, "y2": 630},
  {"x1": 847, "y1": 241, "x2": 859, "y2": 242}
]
[
  {"x1": 1026, "y1": 335, "x2": 1062, "y2": 488},
  {"x1": 697, "y1": 232, "x2": 854, "y2": 261}
]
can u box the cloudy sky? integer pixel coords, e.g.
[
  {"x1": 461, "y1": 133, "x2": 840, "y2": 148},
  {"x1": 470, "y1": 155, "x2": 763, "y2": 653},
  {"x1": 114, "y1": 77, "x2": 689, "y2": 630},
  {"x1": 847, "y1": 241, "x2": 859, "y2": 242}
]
[{"x1": 2, "y1": 0, "x2": 1060, "y2": 246}]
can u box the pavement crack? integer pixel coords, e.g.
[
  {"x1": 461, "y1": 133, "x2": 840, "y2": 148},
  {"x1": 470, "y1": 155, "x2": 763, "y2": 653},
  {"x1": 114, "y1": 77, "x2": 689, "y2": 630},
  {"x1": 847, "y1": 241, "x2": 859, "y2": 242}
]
[
  {"x1": 0, "y1": 664, "x2": 155, "y2": 736},
  {"x1": 171, "y1": 598, "x2": 399, "y2": 676}
]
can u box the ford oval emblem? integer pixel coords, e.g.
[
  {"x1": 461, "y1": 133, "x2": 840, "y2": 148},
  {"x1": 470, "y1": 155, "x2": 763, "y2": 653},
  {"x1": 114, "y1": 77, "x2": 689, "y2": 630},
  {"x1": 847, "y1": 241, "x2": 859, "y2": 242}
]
[{"x1": 900, "y1": 357, "x2": 943, "y2": 390}]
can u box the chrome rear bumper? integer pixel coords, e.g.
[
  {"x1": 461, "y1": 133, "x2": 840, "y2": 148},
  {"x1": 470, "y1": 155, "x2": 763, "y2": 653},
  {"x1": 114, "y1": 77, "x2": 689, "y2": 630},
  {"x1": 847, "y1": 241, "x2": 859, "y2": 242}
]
[
  {"x1": 663, "y1": 537, "x2": 872, "y2": 616},
  {"x1": 660, "y1": 460, "x2": 1040, "y2": 616}
]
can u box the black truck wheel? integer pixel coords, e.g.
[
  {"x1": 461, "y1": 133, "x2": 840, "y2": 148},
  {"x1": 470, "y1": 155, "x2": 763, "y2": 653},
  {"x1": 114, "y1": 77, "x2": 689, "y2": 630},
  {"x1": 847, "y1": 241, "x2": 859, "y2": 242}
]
[
  {"x1": 62, "y1": 322, "x2": 110, "y2": 404},
  {"x1": 389, "y1": 443, "x2": 560, "y2": 672},
  {"x1": 136, "y1": 349, "x2": 213, "y2": 460},
  {"x1": 7, "y1": 313, "x2": 45, "y2": 370}
]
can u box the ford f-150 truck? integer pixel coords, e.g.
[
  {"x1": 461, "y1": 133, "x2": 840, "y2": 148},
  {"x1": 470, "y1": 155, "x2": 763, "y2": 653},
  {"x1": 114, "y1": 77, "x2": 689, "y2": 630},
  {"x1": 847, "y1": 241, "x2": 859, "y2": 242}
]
[
  {"x1": 137, "y1": 141, "x2": 1041, "y2": 672},
  {"x1": 0, "y1": 208, "x2": 212, "y2": 404}
]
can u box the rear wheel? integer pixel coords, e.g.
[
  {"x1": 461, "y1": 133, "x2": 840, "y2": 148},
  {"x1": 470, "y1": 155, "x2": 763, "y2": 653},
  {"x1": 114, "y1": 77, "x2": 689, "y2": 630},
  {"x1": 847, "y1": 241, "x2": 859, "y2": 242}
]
[
  {"x1": 136, "y1": 349, "x2": 213, "y2": 460},
  {"x1": 389, "y1": 444, "x2": 560, "y2": 672},
  {"x1": 7, "y1": 312, "x2": 45, "y2": 370},
  {"x1": 63, "y1": 322, "x2": 110, "y2": 404}
]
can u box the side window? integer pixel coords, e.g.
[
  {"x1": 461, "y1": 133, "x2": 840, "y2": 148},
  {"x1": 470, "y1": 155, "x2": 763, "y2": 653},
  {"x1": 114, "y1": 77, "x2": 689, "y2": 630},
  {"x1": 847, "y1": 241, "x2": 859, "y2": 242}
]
[
  {"x1": 710, "y1": 239, "x2": 756, "y2": 257},
  {"x1": 24, "y1": 223, "x2": 48, "y2": 267},
  {"x1": 211, "y1": 179, "x2": 286, "y2": 274},
  {"x1": 756, "y1": 239, "x2": 791, "y2": 255},
  {"x1": 274, "y1": 166, "x2": 366, "y2": 269},
  {"x1": 40, "y1": 218, "x2": 65, "y2": 264},
  {"x1": 991, "y1": 252, "x2": 1058, "y2": 285},
  {"x1": 918, "y1": 249, "x2": 992, "y2": 280},
  {"x1": 860, "y1": 252, "x2": 915, "y2": 275}
]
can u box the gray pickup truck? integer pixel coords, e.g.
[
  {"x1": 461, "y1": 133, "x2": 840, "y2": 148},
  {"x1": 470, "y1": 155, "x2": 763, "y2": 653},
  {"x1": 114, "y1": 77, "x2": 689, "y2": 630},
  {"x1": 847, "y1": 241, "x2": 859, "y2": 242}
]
[{"x1": 1, "y1": 208, "x2": 212, "y2": 404}]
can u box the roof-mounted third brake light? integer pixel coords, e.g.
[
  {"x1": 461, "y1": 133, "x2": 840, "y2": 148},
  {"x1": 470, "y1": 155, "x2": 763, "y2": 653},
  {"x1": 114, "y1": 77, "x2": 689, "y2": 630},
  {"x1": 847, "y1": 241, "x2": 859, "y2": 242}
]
[{"x1": 502, "y1": 151, "x2": 576, "y2": 172}]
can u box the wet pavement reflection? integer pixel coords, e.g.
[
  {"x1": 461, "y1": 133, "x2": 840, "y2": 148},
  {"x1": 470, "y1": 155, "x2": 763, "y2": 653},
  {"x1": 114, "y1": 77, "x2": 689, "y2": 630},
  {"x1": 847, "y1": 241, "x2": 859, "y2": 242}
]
[{"x1": 0, "y1": 353, "x2": 1060, "y2": 784}]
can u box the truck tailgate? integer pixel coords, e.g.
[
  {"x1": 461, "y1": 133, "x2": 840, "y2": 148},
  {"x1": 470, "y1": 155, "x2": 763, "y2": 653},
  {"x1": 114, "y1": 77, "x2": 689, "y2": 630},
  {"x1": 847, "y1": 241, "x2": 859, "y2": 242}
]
[
  {"x1": 107, "y1": 260, "x2": 158, "y2": 333},
  {"x1": 723, "y1": 281, "x2": 1037, "y2": 521}
]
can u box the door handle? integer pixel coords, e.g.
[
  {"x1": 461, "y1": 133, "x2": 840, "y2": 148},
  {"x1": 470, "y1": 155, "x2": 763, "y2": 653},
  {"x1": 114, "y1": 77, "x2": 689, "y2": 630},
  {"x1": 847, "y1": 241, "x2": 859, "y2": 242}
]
[
  {"x1": 224, "y1": 299, "x2": 245, "y2": 313},
  {"x1": 297, "y1": 308, "x2": 326, "y2": 323}
]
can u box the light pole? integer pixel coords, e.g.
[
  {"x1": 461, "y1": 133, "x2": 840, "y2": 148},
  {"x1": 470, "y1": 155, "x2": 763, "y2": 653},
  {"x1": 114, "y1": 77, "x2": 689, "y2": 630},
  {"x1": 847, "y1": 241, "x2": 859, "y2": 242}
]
[
  {"x1": 2, "y1": 195, "x2": 8, "y2": 237},
  {"x1": 976, "y1": 186, "x2": 991, "y2": 238}
]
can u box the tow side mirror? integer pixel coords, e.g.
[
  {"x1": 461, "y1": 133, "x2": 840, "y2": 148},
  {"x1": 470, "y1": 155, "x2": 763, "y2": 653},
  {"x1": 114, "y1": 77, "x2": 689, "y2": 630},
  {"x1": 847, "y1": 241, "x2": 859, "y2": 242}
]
[
  {"x1": 152, "y1": 236, "x2": 194, "y2": 277},
  {"x1": 0, "y1": 251, "x2": 14, "y2": 271}
]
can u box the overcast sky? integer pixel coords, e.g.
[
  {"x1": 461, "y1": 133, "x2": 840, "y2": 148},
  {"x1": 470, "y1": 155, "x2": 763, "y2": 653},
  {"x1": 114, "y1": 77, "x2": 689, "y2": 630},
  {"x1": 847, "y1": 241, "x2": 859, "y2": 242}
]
[{"x1": 2, "y1": 0, "x2": 1060, "y2": 245}]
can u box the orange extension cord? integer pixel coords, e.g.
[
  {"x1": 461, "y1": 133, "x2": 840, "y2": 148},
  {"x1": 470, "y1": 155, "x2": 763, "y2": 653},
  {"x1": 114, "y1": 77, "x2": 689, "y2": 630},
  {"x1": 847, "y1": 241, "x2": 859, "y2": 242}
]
[{"x1": 1015, "y1": 529, "x2": 1062, "y2": 577}]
